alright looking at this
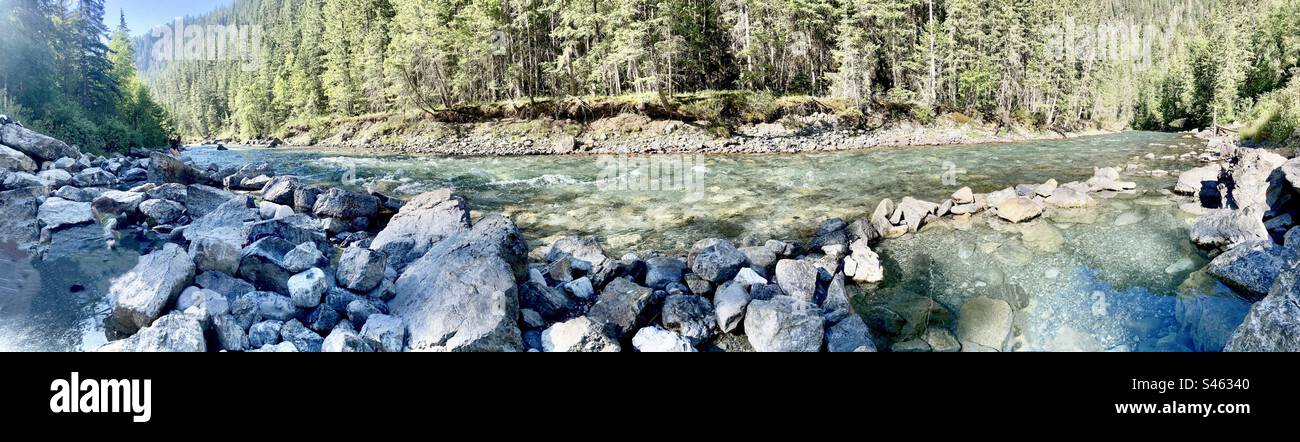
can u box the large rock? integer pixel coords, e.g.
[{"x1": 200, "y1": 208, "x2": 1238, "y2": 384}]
[
  {"x1": 1207, "y1": 241, "x2": 1291, "y2": 297},
  {"x1": 0, "y1": 144, "x2": 37, "y2": 172},
  {"x1": 313, "y1": 188, "x2": 380, "y2": 219},
  {"x1": 843, "y1": 239, "x2": 884, "y2": 284},
  {"x1": 222, "y1": 162, "x2": 274, "y2": 190},
  {"x1": 0, "y1": 187, "x2": 41, "y2": 251},
  {"x1": 147, "y1": 152, "x2": 214, "y2": 185},
  {"x1": 661, "y1": 295, "x2": 716, "y2": 344},
  {"x1": 541, "y1": 316, "x2": 621, "y2": 352},
  {"x1": 632, "y1": 326, "x2": 696, "y2": 352},
  {"x1": 336, "y1": 247, "x2": 387, "y2": 292},
  {"x1": 587, "y1": 277, "x2": 656, "y2": 339},
  {"x1": 1175, "y1": 164, "x2": 1223, "y2": 196},
  {"x1": 995, "y1": 197, "x2": 1043, "y2": 223},
  {"x1": 190, "y1": 237, "x2": 242, "y2": 275},
  {"x1": 546, "y1": 236, "x2": 609, "y2": 268},
  {"x1": 184, "y1": 196, "x2": 258, "y2": 246},
  {"x1": 1189, "y1": 208, "x2": 1269, "y2": 249},
  {"x1": 893, "y1": 197, "x2": 939, "y2": 232},
  {"x1": 138, "y1": 199, "x2": 185, "y2": 225},
  {"x1": 645, "y1": 257, "x2": 686, "y2": 290},
  {"x1": 744, "y1": 296, "x2": 824, "y2": 352},
  {"x1": 1225, "y1": 262, "x2": 1300, "y2": 352},
  {"x1": 108, "y1": 244, "x2": 196, "y2": 333},
  {"x1": 185, "y1": 184, "x2": 233, "y2": 218},
  {"x1": 36, "y1": 169, "x2": 72, "y2": 188},
  {"x1": 369, "y1": 189, "x2": 470, "y2": 270},
  {"x1": 238, "y1": 237, "x2": 299, "y2": 294},
  {"x1": 1227, "y1": 149, "x2": 1287, "y2": 214},
  {"x1": 1283, "y1": 157, "x2": 1300, "y2": 194},
  {"x1": 106, "y1": 313, "x2": 207, "y2": 352},
  {"x1": 774, "y1": 259, "x2": 818, "y2": 303},
  {"x1": 1044, "y1": 186, "x2": 1095, "y2": 208},
  {"x1": 90, "y1": 190, "x2": 144, "y2": 218},
  {"x1": 359, "y1": 314, "x2": 406, "y2": 352},
  {"x1": 957, "y1": 297, "x2": 1012, "y2": 351},
  {"x1": 1087, "y1": 167, "x2": 1137, "y2": 192},
  {"x1": 388, "y1": 216, "x2": 525, "y2": 352},
  {"x1": 0, "y1": 123, "x2": 79, "y2": 161},
  {"x1": 37, "y1": 197, "x2": 94, "y2": 232},
  {"x1": 688, "y1": 239, "x2": 747, "y2": 283},
  {"x1": 260, "y1": 175, "x2": 300, "y2": 205},
  {"x1": 713, "y1": 282, "x2": 752, "y2": 333},
  {"x1": 245, "y1": 214, "x2": 327, "y2": 249},
  {"x1": 72, "y1": 167, "x2": 115, "y2": 187},
  {"x1": 826, "y1": 315, "x2": 877, "y2": 352},
  {"x1": 322, "y1": 327, "x2": 372, "y2": 352},
  {"x1": 519, "y1": 281, "x2": 573, "y2": 321},
  {"x1": 287, "y1": 268, "x2": 328, "y2": 308}
]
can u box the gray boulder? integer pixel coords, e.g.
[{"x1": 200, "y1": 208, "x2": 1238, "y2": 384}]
[
  {"x1": 90, "y1": 190, "x2": 144, "y2": 218},
  {"x1": 826, "y1": 315, "x2": 877, "y2": 352},
  {"x1": 185, "y1": 184, "x2": 233, "y2": 218},
  {"x1": 287, "y1": 268, "x2": 328, "y2": 308},
  {"x1": 541, "y1": 316, "x2": 621, "y2": 352},
  {"x1": 995, "y1": 196, "x2": 1044, "y2": 223},
  {"x1": 0, "y1": 123, "x2": 79, "y2": 161},
  {"x1": 106, "y1": 313, "x2": 206, "y2": 353},
  {"x1": 72, "y1": 167, "x2": 115, "y2": 187},
  {"x1": 260, "y1": 176, "x2": 300, "y2": 205},
  {"x1": 336, "y1": 247, "x2": 387, "y2": 292},
  {"x1": 0, "y1": 187, "x2": 41, "y2": 251},
  {"x1": 359, "y1": 314, "x2": 406, "y2": 352},
  {"x1": 194, "y1": 271, "x2": 254, "y2": 300},
  {"x1": 37, "y1": 197, "x2": 94, "y2": 233},
  {"x1": 744, "y1": 296, "x2": 824, "y2": 352},
  {"x1": 147, "y1": 152, "x2": 216, "y2": 186},
  {"x1": 645, "y1": 256, "x2": 687, "y2": 290},
  {"x1": 313, "y1": 188, "x2": 379, "y2": 219},
  {"x1": 661, "y1": 295, "x2": 716, "y2": 344},
  {"x1": 184, "y1": 196, "x2": 258, "y2": 246},
  {"x1": 212, "y1": 314, "x2": 248, "y2": 352},
  {"x1": 35, "y1": 169, "x2": 72, "y2": 188},
  {"x1": 1207, "y1": 241, "x2": 1291, "y2": 297},
  {"x1": 1189, "y1": 208, "x2": 1269, "y2": 249},
  {"x1": 774, "y1": 259, "x2": 818, "y2": 303},
  {"x1": 108, "y1": 244, "x2": 195, "y2": 333},
  {"x1": 631, "y1": 326, "x2": 696, "y2": 352},
  {"x1": 586, "y1": 277, "x2": 656, "y2": 339},
  {"x1": 388, "y1": 216, "x2": 525, "y2": 352},
  {"x1": 369, "y1": 189, "x2": 470, "y2": 270},
  {"x1": 713, "y1": 282, "x2": 752, "y2": 333},
  {"x1": 688, "y1": 238, "x2": 747, "y2": 283},
  {"x1": 280, "y1": 319, "x2": 323, "y2": 352},
  {"x1": 546, "y1": 236, "x2": 609, "y2": 268},
  {"x1": 1225, "y1": 262, "x2": 1300, "y2": 352},
  {"x1": 238, "y1": 237, "x2": 299, "y2": 294},
  {"x1": 0, "y1": 144, "x2": 36, "y2": 172},
  {"x1": 322, "y1": 327, "x2": 372, "y2": 352},
  {"x1": 190, "y1": 237, "x2": 241, "y2": 275},
  {"x1": 246, "y1": 215, "x2": 327, "y2": 250},
  {"x1": 1175, "y1": 164, "x2": 1223, "y2": 195},
  {"x1": 146, "y1": 183, "x2": 187, "y2": 202},
  {"x1": 247, "y1": 320, "x2": 283, "y2": 348},
  {"x1": 138, "y1": 199, "x2": 185, "y2": 225}
]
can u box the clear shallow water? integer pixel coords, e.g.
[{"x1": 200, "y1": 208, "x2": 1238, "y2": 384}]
[{"x1": 0, "y1": 132, "x2": 1253, "y2": 351}]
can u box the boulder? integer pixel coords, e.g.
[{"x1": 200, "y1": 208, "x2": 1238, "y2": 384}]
[
  {"x1": 688, "y1": 238, "x2": 747, "y2": 283},
  {"x1": 281, "y1": 242, "x2": 326, "y2": 274},
  {"x1": 0, "y1": 123, "x2": 79, "y2": 161},
  {"x1": 222, "y1": 162, "x2": 274, "y2": 190},
  {"x1": 995, "y1": 196, "x2": 1043, "y2": 223},
  {"x1": 230, "y1": 292, "x2": 297, "y2": 327},
  {"x1": 2, "y1": 171, "x2": 43, "y2": 190},
  {"x1": 0, "y1": 187, "x2": 41, "y2": 251},
  {"x1": 1207, "y1": 241, "x2": 1290, "y2": 297},
  {"x1": 369, "y1": 189, "x2": 470, "y2": 270},
  {"x1": 177, "y1": 287, "x2": 230, "y2": 326},
  {"x1": 632, "y1": 326, "x2": 696, "y2": 352},
  {"x1": 893, "y1": 197, "x2": 939, "y2": 232},
  {"x1": 108, "y1": 313, "x2": 206, "y2": 353},
  {"x1": 733, "y1": 267, "x2": 768, "y2": 287},
  {"x1": 287, "y1": 268, "x2": 328, "y2": 308},
  {"x1": 90, "y1": 190, "x2": 144, "y2": 218},
  {"x1": 519, "y1": 281, "x2": 572, "y2": 321},
  {"x1": 826, "y1": 315, "x2": 877, "y2": 352},
  {"x1": 809, "y1": 218, "x2": 849, "y2": 249},
  {"x1": 388, "y1": 216, "x2": 526, "y2": 352},
  {"x1": 957, "y1": 297, "x2": 1012, "y2": 351},
  {"x1": 72, "y1": 167, "x2": 115, "y2": 187},
  {"x1": 1189, "y1": 208, "x2": 1269, "y2": 249},
  {"x1": 1283, "y1": 157, "x2": 1300, "y2": 193},
  {"x1": 212, "y1": 314, "x2": 248, "y2": 351},
  {"x1": 259, "y1": 176, "x2": 299, "y2": 205},
  {"x1": 108, "y1": 244, "x2": 196, "y2": 333},
  {"x1": 37, "y1": 197, "x2": 93, "y2": 233},
  {"x1": 661, "y1": 295, "x2": 717, "y2": 344},
  {"x1": 744, "y1": 296, "x2": 824, "y2": 352},
  {"x1": 146, "y1": 183, "x2": 187, "y2": 202},
  {"x1": 190, "y1": 237, "x2": 242, "y2": 275},
  {"x1": 359, "y1": 314, "x2": 407, "y2": 352},
  {"x1": 194, "y1": 271, "x2": 254, "y2": 301},
  {"x1": 0, "y1": 144, "x2": 37, "y2": 172},
  {"x1": 322, "y1": 327, "x2": 372, "y2": 352},
  {"x1": 774, "y1": 259, "x2": 818, "y2": 303},
  {"x1": 185, "y1": 184, "x2": 233, "y2": 218},
  {"x1": 870, "y1": 198, "x2": 896, "y2": 237},
  {"x1": 313, "y1": 188, "x2": 380, "y2": 219},
  {"x1": 541, "y1": 317, "x2": 621, "y2": 352},
  {"x1": 35, "y1": 169, "x2": 72, "y2": 188},
  {"x1": 184, "y1": 196, "x2": 258, "y2": 247},
  {"x1": 713, "y1": 282, "x2": 752, "y2": 333},
  {"x1": 1087, "y1": 167, "x2": 1137, "y2": 191},
  {"x1": 247, "y1": 320, "x2": 283, "y2": 349},
  {"x1": 952, "y1": 187, "x2": 975, "y2": 204},
  {"x1": 335, "y1": 247, "x2": 387, "y2": 292},
  {"x1": 1225, "y1": 262, "x2": 1300, "y2": 352},
  {"x1": 645, "y1": 257, "x2": 687, "y2": 290},
  {"x1": 280, "y1": 319, "x2": 324, "y2": 352},
  {"x1": 138, "y1": 199, "x2": 185, "y2": 225},
  {"x1": 1175, "y1": 164, "x2": 1223, "y2": 195},
  {"x1": 587, "y1": 277, "x2": 656, "y2": 339},
  {"x1": 147, "y1": 152, "x2": 214, "y2": 185},
  {"x1": 843, "y1": 239, "x2": 884, "y2": 284},
  {"x1": 1227, "y1": 149, "x2": 1287, "y2": 214},
  {"x1": 546, "y1": 236, "x2": 609, "y2": 268},
  {"x1": 238, "y1": 237, "x2": 299, "y2": 294},
  {"x1": 246, "y1": 215, "x2": 327, "y2": 250}
]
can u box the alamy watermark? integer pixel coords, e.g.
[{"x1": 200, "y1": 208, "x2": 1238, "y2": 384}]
[
  {"x1": 151, "y1": 18, "x2": 262, "y2": 72},
  {"x1": 1042, "y1": 16, "x2": 1181, "y2": 65},
  {"x1": 596, "y1": 154, "x2": 708, "y2": 194}
]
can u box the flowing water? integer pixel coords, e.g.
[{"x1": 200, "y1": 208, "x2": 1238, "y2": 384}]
[{"x1": 0, "y1": 131, "x2": 1254, "y2": 351}]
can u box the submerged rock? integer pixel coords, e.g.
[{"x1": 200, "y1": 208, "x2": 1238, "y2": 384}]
[
  {"x1": 995, "y1": 197, "x2": 1043, "y2": 223},
  {"x1": 957, "y1": 297, "x2": 1012, "y2": 352}
]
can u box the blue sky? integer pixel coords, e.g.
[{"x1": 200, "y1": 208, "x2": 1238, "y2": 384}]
[{"x1": 103, "y1": 0, "x2": 232, "y2": 35}]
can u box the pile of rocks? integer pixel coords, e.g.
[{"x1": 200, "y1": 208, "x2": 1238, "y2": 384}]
[{"x1": 1174, "y1": 131, "x2": 1300, "y2": 352}]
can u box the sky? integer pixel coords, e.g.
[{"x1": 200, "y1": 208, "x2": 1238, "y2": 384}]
[{"x1": 103, "y1": 0, "x2": 232, "y2": 35}]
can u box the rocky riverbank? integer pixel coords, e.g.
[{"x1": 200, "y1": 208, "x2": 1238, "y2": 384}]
[
  {"x1": 224, "y1": 112, "x2": 1112, "y2": 156},
  {"x1": 4, "y1": 117, "x2": 1294, "y2": 352}
]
